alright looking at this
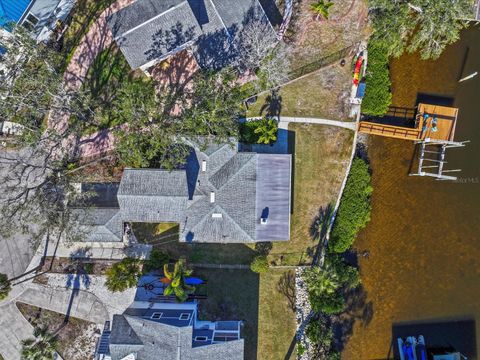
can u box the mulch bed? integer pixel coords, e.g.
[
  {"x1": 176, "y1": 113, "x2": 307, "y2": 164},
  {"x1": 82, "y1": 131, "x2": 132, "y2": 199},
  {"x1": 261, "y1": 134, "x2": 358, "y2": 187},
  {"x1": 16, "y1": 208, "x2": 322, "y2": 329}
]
[
  {"x1": 39, "y1": 257, "x2": 116, "y2": 275},
  {"x1": 17, "y1": 302, "x2": 100, "y2": 360}
]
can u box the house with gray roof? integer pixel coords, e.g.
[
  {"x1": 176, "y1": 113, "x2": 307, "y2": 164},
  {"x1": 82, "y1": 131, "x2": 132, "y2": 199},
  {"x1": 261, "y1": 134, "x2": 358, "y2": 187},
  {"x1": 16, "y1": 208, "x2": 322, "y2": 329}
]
[
  {"x1": 0, "y1": 0, "x2": 76, "y2": 42},
  {"x1": 75, "y1": 142, "x2": 291, "y2": 244},
  {"x1": 106, "y1": 0, "x2": 276, "y2": 71},
  {"x1": 95, "y1": 300, "x2": 243, "y2": 360}
]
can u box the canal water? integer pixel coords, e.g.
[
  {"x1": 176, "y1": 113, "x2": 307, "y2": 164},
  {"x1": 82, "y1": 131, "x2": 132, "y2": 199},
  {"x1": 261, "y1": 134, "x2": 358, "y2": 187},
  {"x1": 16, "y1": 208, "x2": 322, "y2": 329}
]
[{"x1": 343, "y1": 25, "x2": 480, "y2": 359}]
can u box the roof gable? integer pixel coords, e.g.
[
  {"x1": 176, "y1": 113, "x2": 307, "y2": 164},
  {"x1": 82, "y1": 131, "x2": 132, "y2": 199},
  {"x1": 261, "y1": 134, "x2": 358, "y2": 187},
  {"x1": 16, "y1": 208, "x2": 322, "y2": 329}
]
[
  {"x1": 118, "y1": 169, "x2": 189, "y2": 197},
  {"x1": 106, "y1": 0, "x2": 275, "y2": 70}
]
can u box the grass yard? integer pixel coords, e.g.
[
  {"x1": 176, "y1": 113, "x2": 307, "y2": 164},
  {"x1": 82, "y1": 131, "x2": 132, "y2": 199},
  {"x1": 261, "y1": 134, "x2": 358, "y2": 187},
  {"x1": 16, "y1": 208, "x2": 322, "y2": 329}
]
[
  {"x1": 257, "y1": 268, "x2": 297, "y2": 360},
  {"x1": 16, "y1": 302, "x2": 100, "y2": 360},
  {"x1": 193, "y1": 267, "x2": 297, "y2": 360},
  {"x1": 194, "y1": 268, "x2": 260, "y2": 360},
  {"x1": 60, "y1": 0, "x2": 116, "y2": 65},
  {"x1": 268, "y1": 123, "x2": 354, "y2": 265},
  {"x1": 247, "y1": 62, "x2": 355, "y2": 120},
  {"x1": 131, "y1": 223, "x2": 256, "y2": 265}
]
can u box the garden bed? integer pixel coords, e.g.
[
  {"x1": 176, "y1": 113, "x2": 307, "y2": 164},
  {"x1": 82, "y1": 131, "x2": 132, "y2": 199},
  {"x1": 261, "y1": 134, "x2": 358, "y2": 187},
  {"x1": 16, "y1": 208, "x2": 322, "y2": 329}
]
[
  {"x1": 38, "y1": 257, "x2": 116, "y2": 275},
  {"x1": 16, "y1": 302, "x2": 100, "y2": 360}
]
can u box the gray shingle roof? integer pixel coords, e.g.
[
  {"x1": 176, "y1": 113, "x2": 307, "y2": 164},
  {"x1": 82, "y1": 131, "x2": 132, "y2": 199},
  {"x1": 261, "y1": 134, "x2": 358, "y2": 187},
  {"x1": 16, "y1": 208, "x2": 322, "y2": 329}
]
[
  {"x1": 108, "y1": 315, "x2": 244, "y2": 360},
  {"x1": 118, "y1": 169, "x2": 189, "y2": 197},
  {"x1": 106, "y1": 0, "x2": 276, "y2": 70},
  {"x1": 76, "y1": 142, "x2": 291, "y2": 244}
]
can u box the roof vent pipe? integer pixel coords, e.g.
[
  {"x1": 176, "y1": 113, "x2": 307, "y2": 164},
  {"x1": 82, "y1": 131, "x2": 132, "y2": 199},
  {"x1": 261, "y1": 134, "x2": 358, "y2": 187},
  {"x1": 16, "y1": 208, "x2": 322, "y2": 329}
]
[
  {"x1": 210, "y1": 191, "x2": 215, "y2": 203},
  {"x1": 202, "y1": 160, "x2": 207, "y2": 172}
]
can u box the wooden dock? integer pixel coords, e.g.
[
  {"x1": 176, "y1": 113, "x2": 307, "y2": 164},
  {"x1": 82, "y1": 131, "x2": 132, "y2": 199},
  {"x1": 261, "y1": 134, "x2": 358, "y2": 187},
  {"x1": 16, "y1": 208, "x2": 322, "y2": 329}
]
[{"x1": 358, "y1": 103, "x2": 458, "y2": 142}]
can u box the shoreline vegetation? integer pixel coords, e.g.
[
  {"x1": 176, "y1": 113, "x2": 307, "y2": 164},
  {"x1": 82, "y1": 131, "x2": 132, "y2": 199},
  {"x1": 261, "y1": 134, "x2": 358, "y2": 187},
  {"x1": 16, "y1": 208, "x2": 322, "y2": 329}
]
[{"x1": 302, "y1": 155, "x2": 372, "y2": 357}]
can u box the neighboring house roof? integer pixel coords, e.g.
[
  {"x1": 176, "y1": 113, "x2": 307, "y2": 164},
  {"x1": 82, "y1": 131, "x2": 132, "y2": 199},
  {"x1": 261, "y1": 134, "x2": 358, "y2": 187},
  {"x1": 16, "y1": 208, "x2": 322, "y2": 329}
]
[
  {"x1": 106, "y1": 0, "x2": 275, "y2": 70},
  {"x1": 0, "y1": 0, "x2": 31, "y2": 27},
  {"x1": 108, "y1": 314, "x2": 244, "y2": 360},
  {"x1": 0, "y1": 0, "x2": 76, "y2": 41},
  {"x1": 77, "y1": 142, "x2": 291, "y2": 243}
]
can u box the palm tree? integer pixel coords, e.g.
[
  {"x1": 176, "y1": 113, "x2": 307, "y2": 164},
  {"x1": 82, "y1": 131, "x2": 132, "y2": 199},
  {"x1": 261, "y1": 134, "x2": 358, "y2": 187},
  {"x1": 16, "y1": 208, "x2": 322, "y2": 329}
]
[
  {"x1": 254, "y1": 118, "x2": 278, "y2": 145},
  {"x1": 163, "y1": 258, "x2": 195, "y2": 302},
  {"x1": 21, "y1": 326, "x2": 57, "y2": 360},
  {"x1": 0, "y1": 272, "x2": 11, "y2": 300},
  {"x1": 310, "y1": 0, "x2": 334, "y2": 20}
]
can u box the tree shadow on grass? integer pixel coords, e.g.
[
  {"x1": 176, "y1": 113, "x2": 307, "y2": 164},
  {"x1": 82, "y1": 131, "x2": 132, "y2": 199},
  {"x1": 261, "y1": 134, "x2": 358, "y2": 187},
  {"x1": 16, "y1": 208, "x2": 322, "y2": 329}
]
[
  {"x1": 259, "y1": 89, "x2": 283, "y2": 119},
  {"x1": 276, "y1": 270, "x2": 296, "y2": 312},
  {"x1": 85, "y1": 43, "x2": 130, "y2": 101},
  {"x1": 194, "y1": 268, "x2": 260, "y2": 359},
  {"x1": 310, "y1": 204, "x2": 334, "y2": 265}
]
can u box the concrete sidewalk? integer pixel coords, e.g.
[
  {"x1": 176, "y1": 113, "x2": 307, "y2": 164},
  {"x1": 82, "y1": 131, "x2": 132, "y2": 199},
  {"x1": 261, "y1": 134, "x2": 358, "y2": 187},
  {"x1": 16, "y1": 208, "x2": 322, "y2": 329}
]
[
  {"x1": 17, "y1": 283, "x2": 109, "y2": 325},
  {"x1": 0, "y1": 302, "x2": 34, "y2": 360},
  {"x1": 278, "y1": 116, "x2": 357, "y2": 131}
]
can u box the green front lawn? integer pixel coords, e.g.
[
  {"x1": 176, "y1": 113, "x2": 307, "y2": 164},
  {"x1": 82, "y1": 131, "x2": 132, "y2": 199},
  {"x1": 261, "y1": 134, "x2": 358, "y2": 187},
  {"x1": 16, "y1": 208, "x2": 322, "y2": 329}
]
[{"x1": 257, "y1": 269, "x2": 297, "y2": 360}]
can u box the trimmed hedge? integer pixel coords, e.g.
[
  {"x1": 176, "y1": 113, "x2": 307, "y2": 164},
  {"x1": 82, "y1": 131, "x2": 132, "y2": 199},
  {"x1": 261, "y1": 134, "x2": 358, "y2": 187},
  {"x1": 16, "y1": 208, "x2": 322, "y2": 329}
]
[
  {"x1": 361, "y1": 40, "x2": 392, "y2": 116},
  {"x1": 329, "y1": 157, "x2": 372, "y2": 253}
]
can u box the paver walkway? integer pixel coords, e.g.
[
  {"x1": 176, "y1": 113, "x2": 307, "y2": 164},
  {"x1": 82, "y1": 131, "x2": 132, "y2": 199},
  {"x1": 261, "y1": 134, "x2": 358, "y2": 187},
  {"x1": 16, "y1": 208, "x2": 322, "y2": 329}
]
[
  {"x1": 64, "y1": 0, "x2": 135, "y2": 91},
  {"x1": 50, "y1": 0, "x2": 135, "y2": 134}
]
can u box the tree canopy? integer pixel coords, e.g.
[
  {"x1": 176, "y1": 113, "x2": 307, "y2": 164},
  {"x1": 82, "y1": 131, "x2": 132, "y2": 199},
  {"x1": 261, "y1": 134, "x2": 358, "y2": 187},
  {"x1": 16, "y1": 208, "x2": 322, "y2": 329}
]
[
  {"x1": 21, "y1": 326, "x2": 58, "y2": 360},
  {"x1": 304, "y1": 255, "x2": 360, "y2": 315},
  {"x1": 368, "y1": 0, "x2": 472, "y2": 59},
  {"x1": 114, "y1": 68, "x2": 244, "y2": 169},
  {"x1": 105, "y1": 258, "x2": 143, "y2": 292}
]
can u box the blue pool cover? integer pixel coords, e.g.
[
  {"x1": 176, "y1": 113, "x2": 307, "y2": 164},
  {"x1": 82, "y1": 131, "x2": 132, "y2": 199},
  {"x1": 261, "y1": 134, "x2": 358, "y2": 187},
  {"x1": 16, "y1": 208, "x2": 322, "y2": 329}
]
[{"x1": 0, "y1": 0, "x2": 32, "y2": 28}]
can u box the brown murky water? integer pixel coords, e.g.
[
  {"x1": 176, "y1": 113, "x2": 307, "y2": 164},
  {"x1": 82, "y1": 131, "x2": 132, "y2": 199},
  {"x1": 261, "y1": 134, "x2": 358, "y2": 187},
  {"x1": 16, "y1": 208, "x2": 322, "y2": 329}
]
[{"x1": 343, "y1": 25, "x2": 480, "y2": 359}]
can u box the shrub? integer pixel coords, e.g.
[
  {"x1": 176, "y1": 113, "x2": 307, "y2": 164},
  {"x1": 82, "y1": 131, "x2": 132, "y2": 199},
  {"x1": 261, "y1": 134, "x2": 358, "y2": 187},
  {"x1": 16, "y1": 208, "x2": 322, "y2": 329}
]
[
  {"x1": 306, "y1": 317, "x2": 334, "y2": 351},
  {"x1": 0, "y1": 272, "x2": 11, "y2": 300},
  {"x1": 143, "y1": 249, "x2": 169, "y2": 273},
  {"x1": 329, "y1": 157, "x2": 372, "y2": 253},
  {"x1": 83, "y1": 263, "x2": 94, "y2": 274},
  {"x1": 303, "y1": 255, "x2": 360, "y2": 314},
  {"x1": 239, "y1": 118, "x2": 278, "y2": 144},
  {"x1": 297, "y1": 342, "x2": 306, "y2": 356},
  {"x1": 105, "y1": 258, "x2": 143, "y2": 292},
  {"x1": 250, "y1": 255, "x2": 269, "y2": 273},
  {"x1": 361, "y1": 40, "x2": 392, "y2": 116}
]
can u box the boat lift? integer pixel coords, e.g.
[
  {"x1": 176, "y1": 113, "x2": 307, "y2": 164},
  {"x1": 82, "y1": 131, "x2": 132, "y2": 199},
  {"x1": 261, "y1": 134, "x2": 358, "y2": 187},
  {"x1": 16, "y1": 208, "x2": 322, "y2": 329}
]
[
  {"x1": 410, "y1": 139, "x2": 469, "y2": 181},
  {"x1": 358, "y1": 103, "x2": 468, "y2": 181}
]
